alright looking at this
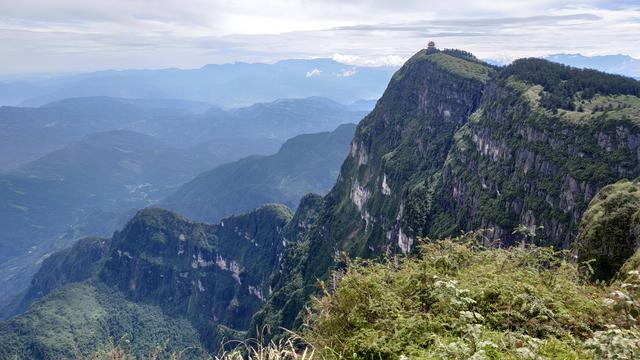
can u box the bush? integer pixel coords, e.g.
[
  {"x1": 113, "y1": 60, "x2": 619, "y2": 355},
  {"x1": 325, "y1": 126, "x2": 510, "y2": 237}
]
[{"x1": 304, "y1": 233, "x2": 626, "y2": 359}]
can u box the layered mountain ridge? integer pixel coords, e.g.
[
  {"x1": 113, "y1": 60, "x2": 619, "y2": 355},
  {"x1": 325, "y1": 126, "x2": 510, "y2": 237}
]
[
  {"x1": 253, "y1": 49, "x2": 640, "y2": 334},
  {"x1": 0, "y1": 95, "x2": 362, "y2": 307},
  {"x1": 162, "y1": 123, "x2": 356, "y2": 223},
  {"x1": 2, "y1": 47, "x2": 640, "y2": 358}
]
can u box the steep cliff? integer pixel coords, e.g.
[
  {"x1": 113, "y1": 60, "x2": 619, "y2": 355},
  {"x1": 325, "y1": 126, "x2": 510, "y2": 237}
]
[
  {"x1": 433, "y1": 59, "x2": 640, "y2": 247},
  {"x1": 252, "y1": 49, "x2": 494, "y2": 333},
  {"x1": 0, "y1": 205, "x2": 292, "y2": 358},
  {"x1": 99, "y1": 205, "x2": 291, "y2": 348},
  {"x1": 253, "y1": 50, "x2": 640, "y2": 336}
]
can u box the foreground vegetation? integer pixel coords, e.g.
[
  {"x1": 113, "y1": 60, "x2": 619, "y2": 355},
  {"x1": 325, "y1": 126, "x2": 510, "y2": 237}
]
[
  {"x1": 85, "y1": 232, "x2": 640, "y2": 359},
  {"x1": 304, "y1": 233, "x2": 640, "y2": 358}
]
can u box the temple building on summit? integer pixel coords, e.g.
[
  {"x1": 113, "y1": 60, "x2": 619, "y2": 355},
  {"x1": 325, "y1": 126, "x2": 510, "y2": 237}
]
[{"x1": 426, "y1": 40, "x2": 438, "y2": 54}]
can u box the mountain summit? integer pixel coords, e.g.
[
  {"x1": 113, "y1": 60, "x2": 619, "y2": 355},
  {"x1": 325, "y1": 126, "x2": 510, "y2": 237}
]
[{"x1": 254, "y1": 47, "x2": 640, "y2": 335}]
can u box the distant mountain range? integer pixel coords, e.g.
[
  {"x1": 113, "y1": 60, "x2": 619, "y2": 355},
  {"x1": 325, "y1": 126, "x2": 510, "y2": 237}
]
[
  {"x1": 0, "y1": 59, "x2": 395, "y2": 107},
  {"x1": 0, "y1": 96, "x2": 367, "y2": 172},
  {"x1": 162, "y1": 123, "x2": 356, "y2": 223},
  {"x1": 0, "y1": 95, "x2": 367, "y2": 305}
]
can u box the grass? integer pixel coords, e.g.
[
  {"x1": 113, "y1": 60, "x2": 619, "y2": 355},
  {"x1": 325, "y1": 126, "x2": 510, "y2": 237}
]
[
  {"x1": 425, "y1": 52, "x2": 493, "y2": 82},
  {"x1": 558, "y1": 94, "x2": 640, "y2": 125},
  {"x1": 84, "y1": 334, "x2": 315, "y2": 360},
  {"x1": 392, "y1": 50, "x2": 493, "y2": 83},
  {"x1": 303, "y1": 232, "x2": 640, "y2": 359},
  {"x1": 505, "y1": 73, "x2": 640, "y2": 127}
]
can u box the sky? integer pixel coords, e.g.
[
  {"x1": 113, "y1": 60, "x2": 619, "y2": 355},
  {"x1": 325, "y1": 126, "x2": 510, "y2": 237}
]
[{"x1": 1, "y1": 0, "x2": 639, "y2": 75}]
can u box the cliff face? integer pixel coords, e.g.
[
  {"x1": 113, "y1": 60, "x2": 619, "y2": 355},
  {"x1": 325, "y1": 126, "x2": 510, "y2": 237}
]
[
  {"x1": 310, "y1": 50, "x2": 491, "y2": 261},
  {"x1": 254, "y1": 51, "x2": 640, "y2": 335},
  {"x1": 100, "y1": 206, "x2": 291, "y2": 347},
  {"x1": 252, "y1": 50, "x2": 494, "y2": 333},
  {"x1": 433, "y1": 73, "x2": 640, "y2": 247},
  {"x1": 0, "y1": 205, "x2": 293, "y2": 357}
]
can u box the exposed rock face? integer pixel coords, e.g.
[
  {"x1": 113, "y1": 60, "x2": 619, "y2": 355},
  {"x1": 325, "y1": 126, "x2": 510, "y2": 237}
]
[
  {"x1": 99, "y1": 206, "x2": 291, "y2": 347},
  {"x1": 253, "y1": 50, "x2": 640, "y2": 337},
  {"x1": 433, "y1": 80, "x2": 640, "y2": 247},
  {"x1": 252, "y1": 50, "x2": 491, "y2": 335},
  {"x1": 321, "y1": 50, "x2": 488, "y2": 258}
]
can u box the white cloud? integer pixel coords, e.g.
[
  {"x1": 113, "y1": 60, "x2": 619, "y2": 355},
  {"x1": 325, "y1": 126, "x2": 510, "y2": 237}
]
[
  {"x1": 338, "y1": 68, "x2": 357, "y2": 77},
  {"x1": 0, "y1": 1, "x2": 638, "y2": 74},
  {"x1": 332, "y1": 54, "x2": 406, "y2": 67},
  {"x1": 305, "y1": 68, "x2": 322, "y2": 77}
]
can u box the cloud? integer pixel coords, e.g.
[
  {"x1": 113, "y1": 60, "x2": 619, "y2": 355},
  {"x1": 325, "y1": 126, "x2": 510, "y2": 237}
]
[
  {"x1": 0, "y1": 1, "x2": 638, "y2": 74},
  {"x1": 332, "y1": 54, "x2": 405, "y2": 67},
  {"x1": 305, "y1": 68, "x2": 322, "y2": 77},
  {"x1": 332, "y1": 13, "x2": 602, "y2": 32},
  {"x1": 338, "y1": 68, "x2": 357, "y2": 77}
]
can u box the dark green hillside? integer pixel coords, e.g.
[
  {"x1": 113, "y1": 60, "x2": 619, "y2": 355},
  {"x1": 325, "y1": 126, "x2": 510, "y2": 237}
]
[
  {"x1": 252, "y1": 49, "x2": 493, "y2": 334},
  {"x1": 0, "y1": 282, "x2": 202, "y2": 360},
  {"x1": 433, "y1": 59, "x2": 640, "y2": 247},
  {"x1": 575, "y1": 177, "x2": 640, "y2": 280},
  {"x1": 0, "y1": 205, "x2": 293, "y2": 358},
  {"x1": 252, "y1": 49, "x2": 640, "y2": 338},
  {"x1": 162, "y1": 124, "x2": 356, "y2": 223}
]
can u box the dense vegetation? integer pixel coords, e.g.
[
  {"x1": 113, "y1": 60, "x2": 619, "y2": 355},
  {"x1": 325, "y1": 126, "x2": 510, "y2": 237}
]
[
  {"x1": 576, "y1": 177, "x2": 640, "y2": 280},
  {"x1": 0, "y1": 282, "x2": 203, "y2": 360},
  {"x1": 502, "y1": 58, "x2": 640, "y2": 110},
  {"x1": 84, "y1": 236, "x2": 640, "y2": 359},
  {"x1": 304, "y1": 236, "x2": 640, "y2": 359},
  {"x1": 253, "y1": 48, "x2": 640, "y2": 344}
]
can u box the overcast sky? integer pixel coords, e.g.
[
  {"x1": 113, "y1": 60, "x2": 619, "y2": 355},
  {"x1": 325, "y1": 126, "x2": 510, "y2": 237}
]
[{"x1": 1, "y1": 0, "x2": 639, "y2": 75}]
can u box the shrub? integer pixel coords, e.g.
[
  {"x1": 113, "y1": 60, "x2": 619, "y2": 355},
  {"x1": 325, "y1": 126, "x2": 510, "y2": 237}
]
[{"x1": 305, "y1": 233, "x2": 612, "y2": 359}]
